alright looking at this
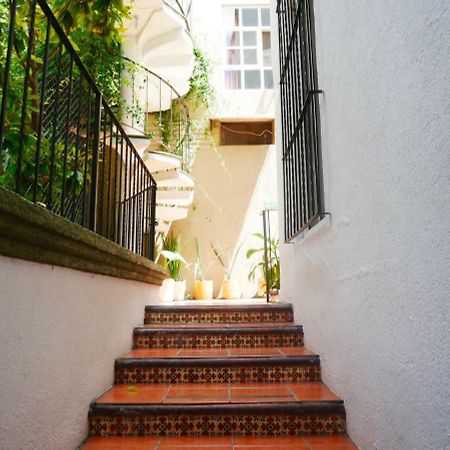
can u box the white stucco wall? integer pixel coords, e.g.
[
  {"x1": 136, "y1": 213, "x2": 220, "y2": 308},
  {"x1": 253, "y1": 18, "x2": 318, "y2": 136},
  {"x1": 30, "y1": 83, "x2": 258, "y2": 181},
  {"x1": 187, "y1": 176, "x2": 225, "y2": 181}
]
[
  {"x1": 271, "y1": 0, "x2": 450, "y2": 449},
  {"x1": 0, "y1": 256, "x2": 159, "y2": 450}
]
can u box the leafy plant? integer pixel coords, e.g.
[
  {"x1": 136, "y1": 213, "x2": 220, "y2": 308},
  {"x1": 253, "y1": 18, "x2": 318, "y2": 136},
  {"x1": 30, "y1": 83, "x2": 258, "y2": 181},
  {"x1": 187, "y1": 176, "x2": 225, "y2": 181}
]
[
  {"x1": 210, "y1": 241, "x2": 244, "y2": 280},
  {"x1": 246, "y1": 233, "x2": 280, "y2": 293},
  {"x1": 185, "y1": 48, "x2": 214, "y2": 110},
  {"x1": 161, "y1": 233, "x2": 187, "y2": 281},
  {"x1": 0, "y1": 0, "x2": 129, "y2": 204}
]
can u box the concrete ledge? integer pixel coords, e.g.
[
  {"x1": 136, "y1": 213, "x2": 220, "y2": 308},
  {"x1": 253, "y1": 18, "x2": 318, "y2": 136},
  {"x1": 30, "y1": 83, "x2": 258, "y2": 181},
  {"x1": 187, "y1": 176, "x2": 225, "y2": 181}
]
[{"x1": 0, "y1": 187, "x2": 166, "y2": 285}]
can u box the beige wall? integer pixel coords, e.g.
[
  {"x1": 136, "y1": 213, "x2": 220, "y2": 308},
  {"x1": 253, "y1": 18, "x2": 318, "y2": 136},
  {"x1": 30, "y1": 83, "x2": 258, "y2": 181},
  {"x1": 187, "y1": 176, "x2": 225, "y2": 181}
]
[
  {"x1": 170, "y1": 0, "x2": 279, "y2": 298},
  {"x1": 0, "y1": 256, "x2": 159, "y2": 450},
  {"x1": 172, "y1": 142, "x2": 278, "y2": 298}
]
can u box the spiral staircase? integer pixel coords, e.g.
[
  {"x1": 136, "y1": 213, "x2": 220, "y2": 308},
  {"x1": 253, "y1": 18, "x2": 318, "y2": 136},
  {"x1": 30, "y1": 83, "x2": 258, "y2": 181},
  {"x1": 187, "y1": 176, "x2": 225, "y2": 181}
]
[{"x1": 122, "y1": 0, "x2": 195, "y2": 245}]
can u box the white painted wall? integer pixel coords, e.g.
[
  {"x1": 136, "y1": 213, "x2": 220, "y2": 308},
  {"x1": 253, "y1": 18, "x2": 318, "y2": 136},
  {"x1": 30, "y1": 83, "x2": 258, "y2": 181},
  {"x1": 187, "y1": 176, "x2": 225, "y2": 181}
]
[
  {"x1": 0, "y1": 256, "x2": 159, "y2": 450},
  {"x1": 271, "y1": 1, "x2": 450, "y2": 449}
]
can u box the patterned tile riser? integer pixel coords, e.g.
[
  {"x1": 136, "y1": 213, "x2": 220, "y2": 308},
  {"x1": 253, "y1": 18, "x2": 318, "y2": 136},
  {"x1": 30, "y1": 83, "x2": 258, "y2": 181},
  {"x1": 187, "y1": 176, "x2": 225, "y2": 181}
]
[
  {"x1": 145, "y1": 311, "x2": 294, "y2": 324},
  {"x1": 133, "y1": 333, "x2": 304, "y2": 349},
  {"x1": 89, "y1": 414, "x2": 346, "y2": 437},
  {"x1": 115, "y1": 365, "x2": 321, "y2": 384}
]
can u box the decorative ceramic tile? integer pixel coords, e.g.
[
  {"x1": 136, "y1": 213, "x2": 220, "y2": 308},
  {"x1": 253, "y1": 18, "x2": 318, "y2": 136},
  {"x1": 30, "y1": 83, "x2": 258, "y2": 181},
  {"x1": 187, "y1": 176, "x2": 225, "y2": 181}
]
[
  {"x1": 89, "y1": 413, "x2": 345, "y2": 437},
  {"x1": 145, "y1": 311, "x2": 294, "y2": 324},
  {"x1": 133, "y1": 332, "x2": 304, "y2": 349},
  {"x1": 115, "y1": 365, "x2": 321, "y2": 384}
]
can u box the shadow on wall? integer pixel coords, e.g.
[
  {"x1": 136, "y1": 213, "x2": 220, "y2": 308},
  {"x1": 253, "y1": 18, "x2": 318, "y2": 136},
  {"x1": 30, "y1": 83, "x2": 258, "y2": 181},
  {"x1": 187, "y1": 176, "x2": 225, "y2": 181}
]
[{"x1": 172, "y1": 142, "x2": 277, "y2": 298}]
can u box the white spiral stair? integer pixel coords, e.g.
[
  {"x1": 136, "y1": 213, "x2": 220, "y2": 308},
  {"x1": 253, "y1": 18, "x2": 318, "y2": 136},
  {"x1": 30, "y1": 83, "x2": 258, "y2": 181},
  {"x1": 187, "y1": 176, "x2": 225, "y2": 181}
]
[{"x1": 123, "y1": 0, "x2": 195, "y2": 242}]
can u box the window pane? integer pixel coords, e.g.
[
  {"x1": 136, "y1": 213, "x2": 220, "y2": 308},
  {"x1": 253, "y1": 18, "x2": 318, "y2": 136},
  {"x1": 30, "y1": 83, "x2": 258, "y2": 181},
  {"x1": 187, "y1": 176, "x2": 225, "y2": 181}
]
[
  {"x1": 244, "y1": 70, "x2": 261, "y2": 89},
  {"x1": 264, "y1": 70, "x2": 273, "y2": 89},
  {"x1": 225, "y1": 31, "x2": 240, "y2": 46},
  {"x1": 262, "y1": 31, "x2": 272, "y2": 66},
  {"x1": 223, "y1": 7, "x2": 239, "y2": 27},
  {"x1": 225, "y1": 70, "x2": 241, "y2": 89},
  {"x1": 244, "y1": 49, "x2": 257, "y2": 65},
  {"x1": 226, "y1": 49, "x2": 240, "y2": 65},
  {"x1": 242, "y1": 8, "x2": 258, "y2": 26},
  {"x1": 261, "y1": 8, "x2": 270, "y2": 26},
  {"x1": 243, "y1": 31, "x2": 257, "y2": 47}
]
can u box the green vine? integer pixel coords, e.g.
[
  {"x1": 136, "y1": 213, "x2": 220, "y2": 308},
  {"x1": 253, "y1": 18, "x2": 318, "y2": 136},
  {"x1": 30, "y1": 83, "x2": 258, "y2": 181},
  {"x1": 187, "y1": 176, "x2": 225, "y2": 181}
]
[{"x1": 185, "y1": 47, "x2": 214, "y2": 110}]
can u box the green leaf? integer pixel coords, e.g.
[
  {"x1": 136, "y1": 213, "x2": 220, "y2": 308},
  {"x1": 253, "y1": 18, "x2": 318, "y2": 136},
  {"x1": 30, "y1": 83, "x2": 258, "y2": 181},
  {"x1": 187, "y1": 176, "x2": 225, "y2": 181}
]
[{"x1": 161, "y1": 250, "x2": 187, "y2": 265}]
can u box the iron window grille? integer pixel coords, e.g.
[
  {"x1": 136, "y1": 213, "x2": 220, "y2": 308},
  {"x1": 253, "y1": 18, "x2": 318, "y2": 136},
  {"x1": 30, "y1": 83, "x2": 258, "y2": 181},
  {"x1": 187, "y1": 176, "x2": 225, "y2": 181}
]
[{"x1": 277, "y1": 0, "x2": 325, "y2": 241}]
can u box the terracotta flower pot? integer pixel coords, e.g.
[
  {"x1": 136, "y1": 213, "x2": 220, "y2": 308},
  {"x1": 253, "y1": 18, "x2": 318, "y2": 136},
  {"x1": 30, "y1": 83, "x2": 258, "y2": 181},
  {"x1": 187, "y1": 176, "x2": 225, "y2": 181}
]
[{"x1": 194, "y1": 280, "x2": 213, "y2": 300}]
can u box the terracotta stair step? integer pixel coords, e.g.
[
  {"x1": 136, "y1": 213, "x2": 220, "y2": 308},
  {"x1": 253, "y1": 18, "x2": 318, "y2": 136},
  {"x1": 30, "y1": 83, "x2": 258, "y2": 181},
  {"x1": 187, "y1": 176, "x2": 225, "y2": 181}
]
[
  {"x1": 115, "y1": 352, "x2": 320, "y2": 384},
  {"x1": 142, "y1": 321, "x2": 296, "y2": 328},
  {"x1": 89, "y1": 401, "x2": 346, "y2": 437},
  {"x1": 145, "y1": 303, "x2": 294, "y2": 324},
  {"x1": 83, "y1": 434, "x2": 357, "y2": 449},
  {"x1": 133, "y1": 324, "x2": 304, "y2": 349},
  {"x1": 95, "y1": 382, "x2": 340, "y2": 404},
  {"x1": 122, "y1": 346, "x2": 316, "y2": 359}
]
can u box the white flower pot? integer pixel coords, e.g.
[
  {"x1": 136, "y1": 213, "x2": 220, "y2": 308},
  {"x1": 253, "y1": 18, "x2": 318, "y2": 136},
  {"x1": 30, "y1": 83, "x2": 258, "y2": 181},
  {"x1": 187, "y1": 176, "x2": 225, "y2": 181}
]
[
  {"x1": 173, "y1": 280, "x2": 186, "y2": 301},
  {"x1": 159, "y1": 278, "x2": 175, "y2": 302}
]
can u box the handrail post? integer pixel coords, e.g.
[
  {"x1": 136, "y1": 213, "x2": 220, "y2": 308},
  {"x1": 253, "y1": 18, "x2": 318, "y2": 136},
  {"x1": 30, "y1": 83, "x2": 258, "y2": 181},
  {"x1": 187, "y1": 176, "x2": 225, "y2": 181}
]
[
  {"x1": 149, "y1": 182, "x2": 157, "y2": 260},
  {"x1": 262, "y1": 210, "x2": 270, "y2": 303},
  {"x1": 89, "y1": 93, "x2": 102, "y2": 231}
]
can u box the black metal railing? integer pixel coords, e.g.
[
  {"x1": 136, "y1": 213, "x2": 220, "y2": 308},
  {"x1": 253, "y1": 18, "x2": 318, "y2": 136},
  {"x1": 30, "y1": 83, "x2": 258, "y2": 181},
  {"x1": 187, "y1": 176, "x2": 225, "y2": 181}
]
[
  {"x1": 0, "y1": 0, "x2": 157, "y2": 260},
  {"x1": 121, "y1": 57, "x2": 193, "y2": 172},
  {"x1": 277, "y1": 0, "x2": 324, "y2": 241}
]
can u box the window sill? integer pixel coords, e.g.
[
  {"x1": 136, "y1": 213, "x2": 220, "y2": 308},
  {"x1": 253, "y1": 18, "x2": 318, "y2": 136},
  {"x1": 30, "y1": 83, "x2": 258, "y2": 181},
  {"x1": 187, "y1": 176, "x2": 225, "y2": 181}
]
[
  {"x1": 0, "y1": 187, "x2": 166, "y2": 285},
  {"x1": 288, "y1": 213, "x2": 332, "y2": 245}
]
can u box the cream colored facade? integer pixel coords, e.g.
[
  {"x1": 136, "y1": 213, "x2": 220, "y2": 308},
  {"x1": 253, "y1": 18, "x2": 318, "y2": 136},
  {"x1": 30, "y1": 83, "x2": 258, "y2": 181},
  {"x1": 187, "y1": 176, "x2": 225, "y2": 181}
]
[{"x1": 172, "y1": 0, "x2": 278, "y2": 298}]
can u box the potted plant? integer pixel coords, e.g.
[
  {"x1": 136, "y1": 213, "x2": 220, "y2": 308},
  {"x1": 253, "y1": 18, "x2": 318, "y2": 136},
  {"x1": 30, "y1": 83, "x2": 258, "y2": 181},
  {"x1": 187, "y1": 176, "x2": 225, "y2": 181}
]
[
  {"x1": 210, "y1": 241, "x2": 244, "y2": 299},
  {"x1": 246, "y1": 233, "x2": 280, "y2": 300},
  {"x1": 159, "y1": 233, "x2": 188, "y2": 301},
  {"x1": 194, "y1": 238, "x2": 213, "y2": 300}
]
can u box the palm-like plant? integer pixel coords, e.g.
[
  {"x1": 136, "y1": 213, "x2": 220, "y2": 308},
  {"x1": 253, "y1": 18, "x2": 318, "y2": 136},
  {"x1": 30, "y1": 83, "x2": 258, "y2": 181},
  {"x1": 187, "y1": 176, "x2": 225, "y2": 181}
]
[{"x1": 246, "y1": 233, "x2": 280, "y2": 293}]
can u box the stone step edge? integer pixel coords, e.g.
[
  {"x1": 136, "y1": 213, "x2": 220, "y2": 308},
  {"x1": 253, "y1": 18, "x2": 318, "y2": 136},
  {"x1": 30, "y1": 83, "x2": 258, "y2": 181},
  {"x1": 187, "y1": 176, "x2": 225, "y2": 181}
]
[
  {"x1": 145, "y1": 304, "x2": 293, "y2": 313},
  {"x1": 133, "y1": 325, "x2": 304, "y2": 335},
  {"x1": 89, "y1": 401, "x2": 345, "y2": 417},
  {"x1": 115, "y1": 355, "x2": 320, "y2": 368}
]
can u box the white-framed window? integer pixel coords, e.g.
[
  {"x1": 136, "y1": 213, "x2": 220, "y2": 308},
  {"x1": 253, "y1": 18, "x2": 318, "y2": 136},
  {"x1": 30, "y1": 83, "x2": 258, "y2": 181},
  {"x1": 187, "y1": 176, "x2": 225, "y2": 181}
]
[{"x1": 223, "y1": 6, "x2": 273, "y2": 90}]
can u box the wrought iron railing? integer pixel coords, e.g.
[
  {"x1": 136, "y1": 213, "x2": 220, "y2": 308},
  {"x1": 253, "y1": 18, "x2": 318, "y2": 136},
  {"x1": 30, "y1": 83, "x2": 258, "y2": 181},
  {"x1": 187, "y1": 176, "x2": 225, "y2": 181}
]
[
  {"x1": 0, "y1": 0, "x2": 157, "y2": 260},
  {"x1": 121, "y1": 57, "x2": 193, "y2": 172},
  {"x1": 277, "y1": 0, "x2": 324, "y2": 241}
]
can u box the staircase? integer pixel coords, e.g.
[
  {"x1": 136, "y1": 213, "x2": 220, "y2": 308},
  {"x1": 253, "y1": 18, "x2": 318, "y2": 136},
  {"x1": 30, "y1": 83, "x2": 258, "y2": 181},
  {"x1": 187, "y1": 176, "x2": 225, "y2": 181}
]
[{"x1": 81, "y1": 303, "x2": 357, "y2": 449}]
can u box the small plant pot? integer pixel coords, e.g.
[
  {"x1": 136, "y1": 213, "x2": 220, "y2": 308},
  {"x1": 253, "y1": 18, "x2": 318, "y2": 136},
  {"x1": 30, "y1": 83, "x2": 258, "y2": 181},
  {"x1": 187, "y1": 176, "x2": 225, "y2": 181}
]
[
  {"x1": 159, "y1": 278, "x2": 175, "y2": 302},
  {"x1": 257, "y1": 278, "x2": 266, "y2": 298},
  {"x1": 221, "y1": 278, "x2": 241, "y2": 299},
  {"x1": 173, "y1": 280, "x2": 186, "y2": 301},
  {"x1": 269, "y1": 288, "x2": 280, "y2": 303},
  {"x1": 194, "y1": 280, "x2": 213, "y2": 300}
]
